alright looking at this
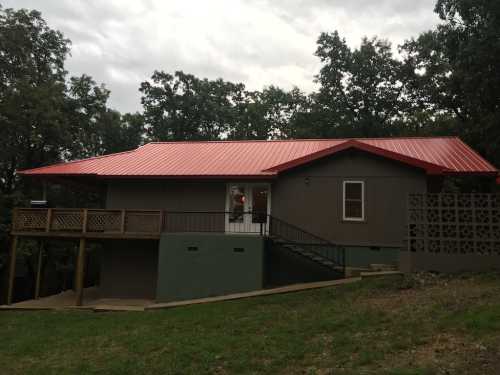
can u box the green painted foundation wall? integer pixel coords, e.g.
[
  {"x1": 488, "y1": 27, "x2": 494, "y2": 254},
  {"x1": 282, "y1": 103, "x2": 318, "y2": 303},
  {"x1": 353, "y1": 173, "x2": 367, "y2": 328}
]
[
  {"x1": 156, "y1": 233, "x2": 265, "y2": 302},
  {"x1": 344, "y1": 246, "x2": 400, "y2": 267}
]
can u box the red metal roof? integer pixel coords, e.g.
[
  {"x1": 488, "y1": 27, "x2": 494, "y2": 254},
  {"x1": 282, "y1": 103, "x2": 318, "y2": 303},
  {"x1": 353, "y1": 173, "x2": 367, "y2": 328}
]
[{"x1": 18, "y1": 137, "x2": 497, "y2": 179}]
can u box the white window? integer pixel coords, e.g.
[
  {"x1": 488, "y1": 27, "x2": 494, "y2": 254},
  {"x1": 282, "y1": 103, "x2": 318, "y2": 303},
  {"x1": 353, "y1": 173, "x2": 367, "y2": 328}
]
[{"x1": 343, "y1": 181, "x2": 365, "y2": 221}]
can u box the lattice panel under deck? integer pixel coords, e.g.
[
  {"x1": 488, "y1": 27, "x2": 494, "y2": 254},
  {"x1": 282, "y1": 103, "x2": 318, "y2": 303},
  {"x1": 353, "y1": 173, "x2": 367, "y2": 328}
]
[
  {"x1": 50, "y1": 211, "x2": 83, "y2": 231},
  {"x1": 87, "y1": 211, "x2": 122, "y2": 232},
  {"x1": 14, "y1": 210, "x2": 47, "y2": 231}
]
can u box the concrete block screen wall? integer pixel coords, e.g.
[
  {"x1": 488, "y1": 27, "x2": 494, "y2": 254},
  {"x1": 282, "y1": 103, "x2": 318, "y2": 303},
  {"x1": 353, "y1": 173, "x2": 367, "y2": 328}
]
[{"x1": 156, "y1": 233, "x2": 265, "y2": 302}]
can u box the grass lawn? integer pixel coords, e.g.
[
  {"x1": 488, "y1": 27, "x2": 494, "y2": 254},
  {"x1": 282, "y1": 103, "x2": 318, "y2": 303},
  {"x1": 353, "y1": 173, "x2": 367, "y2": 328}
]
[{"x1": 1, "y1": 273, "x2": 500, "y2": 375}]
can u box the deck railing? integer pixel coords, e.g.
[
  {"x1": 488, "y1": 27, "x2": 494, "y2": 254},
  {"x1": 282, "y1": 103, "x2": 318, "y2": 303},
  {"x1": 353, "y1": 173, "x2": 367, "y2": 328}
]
[
  {"x1": 12, "y1": 208, "x2": 163, "y2": 237},
  {"x1": 11, "y1": 208, "x2": 269, "y2": 237}
]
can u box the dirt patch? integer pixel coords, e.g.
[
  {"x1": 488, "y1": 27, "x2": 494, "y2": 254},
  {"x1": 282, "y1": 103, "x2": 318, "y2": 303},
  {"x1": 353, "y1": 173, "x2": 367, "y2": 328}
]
[
  {"x1": 358, "y1": 275, "x2": 500, "y2": 314},
  {"x1": 385, "y1": 333, "x2": 500, "y2": 375}
]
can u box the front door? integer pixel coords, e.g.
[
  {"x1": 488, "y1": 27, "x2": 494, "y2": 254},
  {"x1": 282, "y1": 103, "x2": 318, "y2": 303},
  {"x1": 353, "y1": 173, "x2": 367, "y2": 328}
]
[{"x1": 225, "y1": 183, "x2": 270, "y2": 233}]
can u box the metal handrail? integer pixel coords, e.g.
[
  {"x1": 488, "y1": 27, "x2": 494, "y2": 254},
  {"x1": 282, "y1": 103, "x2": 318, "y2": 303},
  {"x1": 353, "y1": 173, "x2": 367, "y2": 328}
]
[
  {"x1": 162, "y1": 210, "x2": 268, "y2": 234},
  {"x1": 268, "y1": 215, "x2": 346, "y2": 274}
]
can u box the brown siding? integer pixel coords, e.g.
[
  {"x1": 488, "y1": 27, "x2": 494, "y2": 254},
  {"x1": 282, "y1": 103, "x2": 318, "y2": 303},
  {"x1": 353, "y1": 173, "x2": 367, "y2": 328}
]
[
  {"x1": 103, "y1": 151, "x2": 426, "y2": 247},
  {"x1": 106, "y1": 180, "x2": 226, "y2": 211},
  {"x1": 271, "y1": 149, "x2": 427, "y2": 247}
]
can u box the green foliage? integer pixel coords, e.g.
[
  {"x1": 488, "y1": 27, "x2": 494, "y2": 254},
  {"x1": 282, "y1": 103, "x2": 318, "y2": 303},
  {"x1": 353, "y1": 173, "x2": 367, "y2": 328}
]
[
  {"x1": 0, "y1": 7, "x2": 70, "y2": 195},
  {"x1": 65, "y1": 75, "x2": 145, "y2": 158},
  {"x1": 402, "y1": 0, "x2": 500, "y2": 165},
  {"x1": 311, "y1": 32, "x2": 407, "y2": 138},
  {"x1": 0, "y1": 6, "x2": 145, "y2": 195},
  {"x1": 140, "y1": 71, "x2": 239, "y2": 140},
  {"x1": 140, "y1": 71, "x2": 308, "y2": 140}
]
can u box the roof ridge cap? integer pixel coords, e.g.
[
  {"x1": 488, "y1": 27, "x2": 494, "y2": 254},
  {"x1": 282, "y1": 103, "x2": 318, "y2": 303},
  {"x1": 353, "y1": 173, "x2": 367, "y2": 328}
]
[{"x1": 145, "y1": 136, "x2": 459, "y2": 146}]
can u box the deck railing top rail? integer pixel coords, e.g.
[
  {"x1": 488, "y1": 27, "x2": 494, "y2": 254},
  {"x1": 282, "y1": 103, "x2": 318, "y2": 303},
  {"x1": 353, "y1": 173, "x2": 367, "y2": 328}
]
[{"x1": 12, "y1": 208, "x2": 272, "y2": 237}]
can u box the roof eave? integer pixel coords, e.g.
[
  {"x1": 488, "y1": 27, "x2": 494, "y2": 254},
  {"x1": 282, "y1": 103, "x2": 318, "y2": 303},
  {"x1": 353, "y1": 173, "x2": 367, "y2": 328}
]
[
  {"x1": 17, "y1": 173, "x2": 278, "y2": 180},
  {"x1": 443, "y1": 171, "x2": 498, "y2": 177}
]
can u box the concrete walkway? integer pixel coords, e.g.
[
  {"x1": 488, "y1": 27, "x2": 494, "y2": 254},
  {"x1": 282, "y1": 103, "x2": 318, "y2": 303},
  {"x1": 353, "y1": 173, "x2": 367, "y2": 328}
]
[
  {"x1": 147, "y1": 277, "x2": 361, "y2": 310},
  {"x1": 1, "y1": 278, "x2": 362, "y2": 312}
]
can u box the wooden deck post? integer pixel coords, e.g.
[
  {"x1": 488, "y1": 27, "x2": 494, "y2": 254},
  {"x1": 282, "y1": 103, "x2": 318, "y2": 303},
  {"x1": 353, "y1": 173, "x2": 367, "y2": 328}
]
[
  {"x1": 7, "y1": 236, "x2": 18, "y2": 305},
  {"x1": 120, "y1": 209, "x2": 126, "y2": 233},
  {"x1": 82, "y1": 209, "x2": 88, "y2": 233},
  {"x1": 34, "y1": 240, "x2": 44, "y2": 299},
  {"x1": 45, "y1": 208, "x2": 52, "y2": 232},
  {"x1": 159, "y1": 210, "x2": 164, "y2": 234},
  {"x1": 75, "y1": 238, "x2": 86, "y2": 306}
]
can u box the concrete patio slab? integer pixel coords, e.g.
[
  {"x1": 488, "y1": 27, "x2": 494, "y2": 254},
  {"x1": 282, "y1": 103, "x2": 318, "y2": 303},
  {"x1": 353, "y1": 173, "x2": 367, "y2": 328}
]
[{"x1": 0, "y1": 287, "x2": 152, "y2": 312}]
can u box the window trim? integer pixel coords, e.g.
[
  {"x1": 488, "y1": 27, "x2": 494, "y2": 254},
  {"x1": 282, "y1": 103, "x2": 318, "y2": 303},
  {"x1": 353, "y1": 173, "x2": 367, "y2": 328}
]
[{"x1": 342, "y1": 180, "x2": 365, "y2": 222}]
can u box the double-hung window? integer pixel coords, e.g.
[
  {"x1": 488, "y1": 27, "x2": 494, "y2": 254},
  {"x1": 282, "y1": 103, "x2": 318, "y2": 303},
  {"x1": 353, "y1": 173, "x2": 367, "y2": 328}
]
[{"x1": 343, "y1": 181, "x2": 365, "y2": 221}]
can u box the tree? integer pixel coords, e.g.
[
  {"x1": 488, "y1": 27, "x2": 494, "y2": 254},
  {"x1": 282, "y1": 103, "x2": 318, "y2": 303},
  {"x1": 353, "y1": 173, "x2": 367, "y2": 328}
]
[
  {"x1": 229, "y1": 89, "x2": 269, "y2": 140},
  {"x1": 0, "y1": 6, "x2": 72, "y2": 303},
  {"x1": 401, "y1": 0, "x2": 500, "y2": 165},
  {"x1": 229, "y1": 87, "x2": 308, "y2": 140},
  {"x1": 312, "y1": 32, "x2": 407, "y2": 138},
  {"x1": 141, "y1": 71, "x2": 311, "y2": 141},
  {"x1": 65, "y1": 74, "x2": 111, "y2": 158},
  {"x1": 103, "y1": 112, "x2": 145, "y2": 154},
  {"x1": 0, "y1": 6, "x2": 70, "y2": 195},
  {"x1": 65, "y1": 75, "x2": 145, "y2": 159},
  {"x1": 260, "y1": 86, "x2": 309, "y2": 139},
  {"x1": 140, "y1": 71, "x2": 244, "y2": 141}
]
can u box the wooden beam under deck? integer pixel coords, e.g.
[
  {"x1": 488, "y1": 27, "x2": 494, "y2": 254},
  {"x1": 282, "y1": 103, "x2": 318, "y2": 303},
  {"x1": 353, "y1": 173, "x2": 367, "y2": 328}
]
[
  {"x1": 7, "y1": 236, "x2": 18, "y2": 305},
  {"x1": 75, "y1": 238, "x2": 86, "y2": 306},
  {"x1": 34, "y1": 240, "x2": 44, "y2": 299}
]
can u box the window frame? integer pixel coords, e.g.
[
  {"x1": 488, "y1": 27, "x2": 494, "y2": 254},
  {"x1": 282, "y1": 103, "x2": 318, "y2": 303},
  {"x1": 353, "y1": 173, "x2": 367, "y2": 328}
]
[{"x1": 342, "y1": 180, "x2": 365, "y2": 222}]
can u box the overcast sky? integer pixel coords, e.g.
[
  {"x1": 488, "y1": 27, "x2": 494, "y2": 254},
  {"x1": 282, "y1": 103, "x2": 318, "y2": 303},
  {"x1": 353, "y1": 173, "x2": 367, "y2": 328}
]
[{"x1": 4, "y1": 0, "x2": 440, "y2": 113}]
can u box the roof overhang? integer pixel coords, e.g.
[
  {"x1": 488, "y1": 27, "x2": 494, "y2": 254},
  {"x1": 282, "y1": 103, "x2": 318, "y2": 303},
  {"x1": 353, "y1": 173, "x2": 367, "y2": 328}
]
[
  {"x1": 264, "y1": 140, "x2": 449, "y2": 175},
  {"x1": 17, "y1": 172, "x2": 278, "y2": 180}
]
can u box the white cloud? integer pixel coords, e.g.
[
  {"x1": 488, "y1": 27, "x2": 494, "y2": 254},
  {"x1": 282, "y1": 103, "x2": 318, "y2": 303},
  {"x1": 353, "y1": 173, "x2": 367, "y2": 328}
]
[{"x1": 3, "y1": 0, "x2": 440, "y2": 112}]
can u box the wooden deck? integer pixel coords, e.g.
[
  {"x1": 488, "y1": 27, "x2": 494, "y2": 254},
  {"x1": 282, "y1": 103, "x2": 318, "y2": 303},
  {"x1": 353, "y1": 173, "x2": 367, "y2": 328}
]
[
  {"x1": 7, "y1": 207, "x2": 267, "y2": 306},
  {"x1": 11, "y1": 208, "x2": 163, "y2": 239}
]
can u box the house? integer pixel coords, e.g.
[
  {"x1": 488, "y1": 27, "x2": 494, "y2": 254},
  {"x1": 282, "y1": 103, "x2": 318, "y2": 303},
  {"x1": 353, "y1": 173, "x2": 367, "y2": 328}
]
[{"x1": 8, "y1": 137, "x2": 499, "y2": 305}]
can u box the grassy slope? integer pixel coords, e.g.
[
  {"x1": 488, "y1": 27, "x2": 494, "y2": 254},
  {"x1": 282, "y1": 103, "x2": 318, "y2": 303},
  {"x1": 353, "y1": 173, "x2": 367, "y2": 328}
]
[{"x1": 1, "y1": 273, "x2": 500, "y2": 375}]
